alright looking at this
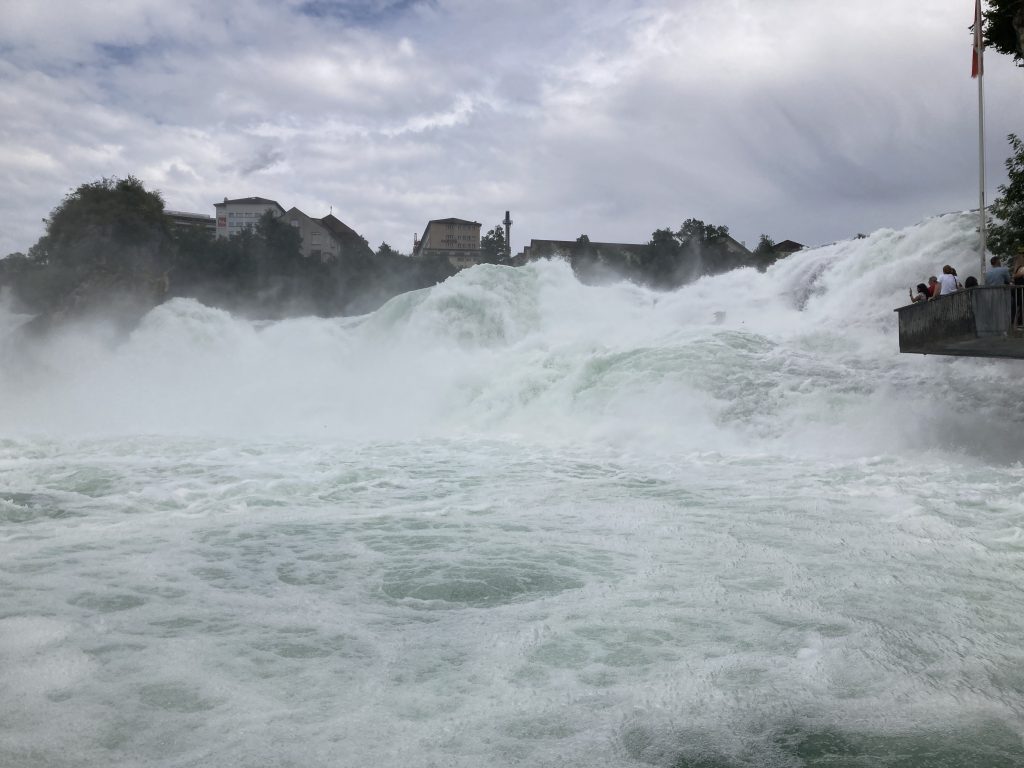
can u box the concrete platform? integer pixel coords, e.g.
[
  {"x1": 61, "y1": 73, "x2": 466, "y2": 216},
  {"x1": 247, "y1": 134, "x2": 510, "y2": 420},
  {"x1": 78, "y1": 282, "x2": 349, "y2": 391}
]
[{"x1": 894, "y1": 286, "x2": 1024, "y2": 360}]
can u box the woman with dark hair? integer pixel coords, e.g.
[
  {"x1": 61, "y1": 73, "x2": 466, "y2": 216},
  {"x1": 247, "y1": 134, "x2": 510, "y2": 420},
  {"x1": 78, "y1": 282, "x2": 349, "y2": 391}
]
[
  {"x1": 910, "y1": 283, "x2": 930, "y2": 302},
  {"x1": 964, "y1": 275, "x2": 978, "y2": 288}
]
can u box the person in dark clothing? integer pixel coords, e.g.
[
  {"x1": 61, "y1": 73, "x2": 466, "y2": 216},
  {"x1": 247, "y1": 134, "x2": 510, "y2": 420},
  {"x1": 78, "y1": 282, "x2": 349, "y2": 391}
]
[{"x1": 1013, "y1": 263, "x2": 1024, "y2": 328}]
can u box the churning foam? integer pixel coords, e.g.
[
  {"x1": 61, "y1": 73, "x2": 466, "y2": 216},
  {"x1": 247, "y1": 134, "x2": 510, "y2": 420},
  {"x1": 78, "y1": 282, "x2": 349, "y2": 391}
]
[{"x1": 0, "y1": 211, "x2": 1018, "y2": 460}]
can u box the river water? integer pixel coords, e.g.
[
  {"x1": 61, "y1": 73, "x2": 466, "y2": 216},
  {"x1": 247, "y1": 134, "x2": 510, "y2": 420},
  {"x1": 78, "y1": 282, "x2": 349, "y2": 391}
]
[{"x1": 1, "y1": 212, "x2": 1022, "y2": 767}]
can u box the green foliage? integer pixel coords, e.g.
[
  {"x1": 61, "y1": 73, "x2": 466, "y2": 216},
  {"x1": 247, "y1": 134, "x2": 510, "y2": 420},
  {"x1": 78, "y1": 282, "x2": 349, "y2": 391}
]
[
  {"x1": 983, "y1": 0, "x2": 1024, "y2": 66},
  {"x1": 644, "y1": 228, "x2": 682, "y2": 282},
  {"x1": 480, "y1": 225, "x2": 506, "y2": 262},
  {"x1": 753, "y1": 234, "x2": 775, "y2": 256},
  {"x1": 988, "y1": 133, "x2": 1024, "y2": 259},
  {"x1": 45, "y1": 176, "x2": 168, "y2": 258},
  {"x1": 255, "y1": 210, "x2": 302, "y2": 262},
  {"x1": 0, "y1": 175, "x2": 174, "y2": 316},
  {"x1": 676, "y1": 218, "x2": 729, "y2": 246},
  {"x1": 5, "y1": 175, "x2": 780, "y2": 326},
  {"x1": 2, "y1": 175, "x2": 471, "y2": 324},
  {"x1": 375, "y1": 242, "x2": 405, "y2": 259}
]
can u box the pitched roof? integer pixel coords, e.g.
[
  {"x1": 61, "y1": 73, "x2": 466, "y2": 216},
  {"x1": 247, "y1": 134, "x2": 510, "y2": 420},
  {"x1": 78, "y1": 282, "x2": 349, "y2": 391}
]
[
  {"x1": 214, "y1": 196, "x2": 284, "y2": 209},
  {"x1": 426, "y1": 217, "x2": 481, "y2": 226},
  {"x1": 319, "y1": 213, "x2": 359, "y2": 238},
  {"x1": 772, "y1": 239, "x2": 805, "y2": 253},
  {"x1": 719, "y1": 234, "x2": 751, "y2": 255}
]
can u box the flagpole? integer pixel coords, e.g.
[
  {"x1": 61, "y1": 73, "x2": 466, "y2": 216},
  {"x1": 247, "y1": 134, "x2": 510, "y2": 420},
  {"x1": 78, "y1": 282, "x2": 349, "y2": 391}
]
[
  {"x1": 978, "y1": 51, "x2": 987, "y2": 276},
  {"x1": 975, "y1": 0, "x2": 987, "y2": 277}
]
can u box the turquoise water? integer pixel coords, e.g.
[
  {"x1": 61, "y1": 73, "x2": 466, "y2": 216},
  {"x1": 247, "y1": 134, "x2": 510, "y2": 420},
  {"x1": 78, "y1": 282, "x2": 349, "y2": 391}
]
[{"x1": 1, "y1": 213, "x2": 1022, "y2": 766}]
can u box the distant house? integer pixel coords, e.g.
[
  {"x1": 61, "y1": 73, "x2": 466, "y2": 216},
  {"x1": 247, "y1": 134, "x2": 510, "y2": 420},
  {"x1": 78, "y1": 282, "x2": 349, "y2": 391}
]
[
  {"x1": 214, "y1": 196, "x2": 286, "y2": 239},
  {"x1": 282, "y1": 207, "x2": 366, "y2": 262},
  {"x1": 414, "y1": 218, "x2": 482, "y2": 267},
  {"x1": 719, "y1": 234, "x2": 753, "y2": 259},
  {"x1": 772, "y1": 240, "x2": 805, "y2": 256},
  {"x1": 514, "y1": 239, "x2": 648, "y2": 266},
  {"x1": 518, "y1": 234, "x2": 749, "y2": 264},
  {"x1": 165, "y1": 210, "x2": 215, "y2": 235}
]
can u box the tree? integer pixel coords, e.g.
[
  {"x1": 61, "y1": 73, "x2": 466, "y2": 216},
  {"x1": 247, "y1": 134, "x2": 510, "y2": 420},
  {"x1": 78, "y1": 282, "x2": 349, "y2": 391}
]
[
  {"x1": 255, "y1": 211, "x2": 302, "y2": 262},
  {"x1": 480, "y1": 224, "x2": 506, "y2": 262},
  {"x1": 45, "y1": 176, "x2": 168, "y2": 259},
  {"x1": 642, "y1": 227, "x2": 683, "y2": 286},
  {"x1": 753, "y1": 234, "x2": 775, "y2": 256},
  {"x1": 11, "y1": 175, "x2": 175, "y2": 319},
  {"x1": 988, "y1": 133, "x2": 1024, "y2": 260},
  {"x1": 674, "y1": 218, "x2": 743, "y2": 277},
  {"x1": 983, "y1": 0, "x2": 1024, "y2": 66},
  {"x1": 375, "y1": 242, "x2": 405, "y2": 259},
  {"x1": 676, "y1": 218, "x2": 729, "y2": 247}
]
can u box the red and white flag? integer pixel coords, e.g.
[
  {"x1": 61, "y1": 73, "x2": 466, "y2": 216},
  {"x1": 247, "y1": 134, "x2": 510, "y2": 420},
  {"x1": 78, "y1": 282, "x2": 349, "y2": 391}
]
[{"x1": 972, "y1": 0, "x2": 984, "y2": 78}]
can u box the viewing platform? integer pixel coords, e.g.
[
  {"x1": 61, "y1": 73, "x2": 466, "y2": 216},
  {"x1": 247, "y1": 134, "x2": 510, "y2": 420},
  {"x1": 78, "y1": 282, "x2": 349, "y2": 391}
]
[{"x1": 894, "y1": 285, "x2": 1024, "y2": 359}]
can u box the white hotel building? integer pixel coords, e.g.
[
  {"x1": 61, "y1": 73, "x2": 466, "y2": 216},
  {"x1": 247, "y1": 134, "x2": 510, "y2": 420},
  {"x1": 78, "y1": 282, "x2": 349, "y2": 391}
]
[{"x1": 213, "y1": 197, "x2": 286, "y2": 239}]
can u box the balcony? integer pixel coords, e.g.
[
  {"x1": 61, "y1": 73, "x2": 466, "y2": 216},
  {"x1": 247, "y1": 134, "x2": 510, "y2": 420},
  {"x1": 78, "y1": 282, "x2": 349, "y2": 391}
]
[{"x1": 894, "y1": 285, "x2": 1024, "y2": 358}]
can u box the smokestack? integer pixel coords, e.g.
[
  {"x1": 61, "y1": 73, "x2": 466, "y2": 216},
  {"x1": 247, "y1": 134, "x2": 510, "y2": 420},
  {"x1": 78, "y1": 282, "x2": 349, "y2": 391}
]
[{"x1": 502, "y1": 210, "x2": 512, "y2": 259}]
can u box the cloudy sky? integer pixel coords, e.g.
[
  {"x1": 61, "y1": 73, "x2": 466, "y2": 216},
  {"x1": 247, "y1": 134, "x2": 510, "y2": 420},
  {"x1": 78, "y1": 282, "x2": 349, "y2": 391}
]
[{"x1": 1, "y1": 0, "x2": 1022, "y2": 256}]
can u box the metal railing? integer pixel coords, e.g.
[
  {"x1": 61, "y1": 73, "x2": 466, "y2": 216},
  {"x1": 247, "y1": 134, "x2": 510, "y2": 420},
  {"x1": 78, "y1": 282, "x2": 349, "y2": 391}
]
[{"x1": 894, "y1": 284, "x2": 1024, "y2": 358}]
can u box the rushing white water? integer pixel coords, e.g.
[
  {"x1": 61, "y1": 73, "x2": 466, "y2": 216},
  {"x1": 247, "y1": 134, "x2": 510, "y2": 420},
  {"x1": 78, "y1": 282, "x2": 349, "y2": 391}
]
[{"x1": 1, "y1": 211, "x2": 1023, "y2": 767}]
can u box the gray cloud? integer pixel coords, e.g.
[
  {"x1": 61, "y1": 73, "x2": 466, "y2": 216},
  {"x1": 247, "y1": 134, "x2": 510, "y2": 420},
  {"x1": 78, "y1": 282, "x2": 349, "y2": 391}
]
[{"x1": 1, "y1": 0, "x2": 1022, "y2": 258}]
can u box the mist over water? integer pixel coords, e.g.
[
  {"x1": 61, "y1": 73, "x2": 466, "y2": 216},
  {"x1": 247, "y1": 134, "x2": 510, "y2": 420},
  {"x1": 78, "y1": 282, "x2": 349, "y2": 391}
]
[{"x1": 2, "y1": 212, "x2": 1023, "y2": 766}]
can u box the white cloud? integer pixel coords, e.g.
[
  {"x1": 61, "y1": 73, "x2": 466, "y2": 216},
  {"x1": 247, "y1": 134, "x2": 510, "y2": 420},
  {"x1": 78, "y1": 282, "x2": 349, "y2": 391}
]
[{"x1": 0, "y1": 0, "x2": 1022, "y2": 258}]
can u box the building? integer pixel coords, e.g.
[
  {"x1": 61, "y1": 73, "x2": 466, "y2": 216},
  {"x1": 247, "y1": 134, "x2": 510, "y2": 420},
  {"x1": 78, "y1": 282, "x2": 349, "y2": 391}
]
[
  {"x1": 514, "y1": 239, "x2": 649, "y2": 266},
  {"x1": 281, "y1": 208, "x2": 366, "y2": 262},
  {"x1": 214, "y1": 197, "x2": 286, "y2": 239},
  {"x1": 772, "y1": 240, "x2": 805, "y2": 257},
  {"x1": 166, "y1": 210, "x2": 215, "y2": 235},
  {"x1": 720, "y1": 234, "x2": 753, "y2": 259},
  {"x1": 413, "y1": 218, "x2": 482, "y2": 267}
]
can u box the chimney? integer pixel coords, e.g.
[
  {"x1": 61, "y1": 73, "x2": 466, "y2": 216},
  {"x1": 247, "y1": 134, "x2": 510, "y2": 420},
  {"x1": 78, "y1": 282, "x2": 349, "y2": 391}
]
[{"x1": 502, "y1": 210, "x2": 513, "y2": 259}]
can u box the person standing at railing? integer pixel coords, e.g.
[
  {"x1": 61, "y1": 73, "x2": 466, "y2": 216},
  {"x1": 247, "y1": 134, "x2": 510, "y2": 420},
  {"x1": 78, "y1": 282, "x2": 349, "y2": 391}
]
[
  {"x1": 927, "y1": 276, "x2": 940, "y2": 298},
  {"x1": 946, "y1": 266, "x2": 963, "y2": 289},
  {"x1": 984, "y1": 256, "x2": 1010, "y2": 286},
  {"x1": 937, "y1": 265, "x2": 959, "y2": 295},
  {"x1": 910, "y1": 283, "x2": 930, "y2": 303},
  {"x1": 1012, "y1": 263, "x2": 1024, "y2": 328}
]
